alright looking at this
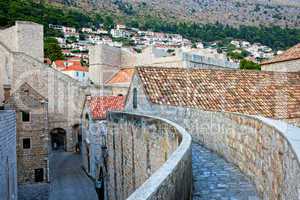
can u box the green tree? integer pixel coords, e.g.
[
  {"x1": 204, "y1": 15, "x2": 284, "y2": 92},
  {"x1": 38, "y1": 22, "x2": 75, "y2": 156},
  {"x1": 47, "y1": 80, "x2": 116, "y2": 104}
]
[
  {"x1": 44, "y1": 37, "x2": 64, "y2": 62},
  {"x1": 227, "y1": 51, "x2": 244, "y2": 60},
  {"x1": 240, "y1": 59, "x2": 261, "y2": 70}
]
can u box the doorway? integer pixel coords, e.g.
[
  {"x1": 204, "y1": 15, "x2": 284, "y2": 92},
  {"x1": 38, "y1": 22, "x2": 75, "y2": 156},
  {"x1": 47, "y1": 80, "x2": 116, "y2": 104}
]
[{"x1": 50, "y1": 128, "x2": 67, "y2": 151}]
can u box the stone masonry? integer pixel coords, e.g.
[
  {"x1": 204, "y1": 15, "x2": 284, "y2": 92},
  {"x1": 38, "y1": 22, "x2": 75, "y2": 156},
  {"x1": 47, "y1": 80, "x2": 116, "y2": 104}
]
[
  {"x1": 5, "y1": 83, "x2": 50, "y2": 184},
  {"x1": 0, "y1": 110, "x2": 18, "y2": 200},
  {"x1": 261, "y1": 59, "x2": 300, "y2": 72},
  {"x1": 125, "y1": 73, "x2": 300, "y2": 200},
  {"x1": 106, "y1": 112, "x2": 192, "y2": 200},
  {"x1": 0, "y1": 21, "x2": 89, "y2": 152}
]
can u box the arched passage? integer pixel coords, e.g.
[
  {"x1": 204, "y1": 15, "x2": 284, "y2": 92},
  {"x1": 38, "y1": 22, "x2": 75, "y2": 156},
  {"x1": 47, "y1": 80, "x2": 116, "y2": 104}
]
[{"x1": 50, "y1": 128, "x2": 67, "y2": 151}]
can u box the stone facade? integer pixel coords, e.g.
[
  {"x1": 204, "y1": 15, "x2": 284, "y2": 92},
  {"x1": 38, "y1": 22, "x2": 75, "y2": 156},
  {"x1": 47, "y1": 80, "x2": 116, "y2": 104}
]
[
  {"x1": 106, "y1": 112, "x2": 192, "y2": 200},
  {"x1": 125, "y1": 75, "x2": 300, "y2": 200},
  {"x1": 261, "y1": 59, "x2": 300, "y2": 72},
  {"x1": 81, "y1": 105, "x2": 107, "y2": 179},
  {"x1": 0, "y1": 21, "x2": 89, "y2": 152},
  {"x1": 0, "y1": 110, "x2": 18, "y2": 200},
  {"x1": 5, "y1": 83, "x2": 50, "y2": 184}
]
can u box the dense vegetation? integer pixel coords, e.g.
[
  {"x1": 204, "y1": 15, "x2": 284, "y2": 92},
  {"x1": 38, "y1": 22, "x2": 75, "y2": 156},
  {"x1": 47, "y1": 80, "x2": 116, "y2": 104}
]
[
  {"x1": 44, "y1": 37, "x2": 64, "y2": 62},
  {"x1": 1, "y1": 0, "x2": 299, "y2": 50},
  {"x1": 240, "y1": 59, "x2": 261, "y2": 70}
]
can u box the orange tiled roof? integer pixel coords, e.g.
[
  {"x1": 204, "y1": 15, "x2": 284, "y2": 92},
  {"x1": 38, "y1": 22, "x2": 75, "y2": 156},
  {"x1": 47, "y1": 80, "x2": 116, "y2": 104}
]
[
  {"x1": 88, "y1": 96, "x2": 126, "y2": 120},
  {"x1": 106, "y1": 68, "x2": 135, "y2": 85},
  {"x1": 54, "y1": 60, "x2": 88, "y2": 72},
  {"x1": 137, "y1": 67, "x2": 300, "y2": 119},
  {"x1": 262, "y1": 43, "x2": 300, "y2": 65},
  {"x1": 62, "y1": 65, "x2": 88, "y2": 72}
]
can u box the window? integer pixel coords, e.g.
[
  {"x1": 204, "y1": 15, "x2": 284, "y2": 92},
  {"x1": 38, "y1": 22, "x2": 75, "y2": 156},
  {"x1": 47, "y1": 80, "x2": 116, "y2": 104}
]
[
  {"x1": 23, "y1": 138, "x2": 31, "y2": 149},
  {"x1": 23, "y1": 89, "x2": 29, "y2": 96},
  {"x1": 133, "y1": 88, "x2": 137, "y2": 109},
  {"x1": 21, "y1": 111, "x2": 30, "y2": 122},
  {"x1": 83, "y1": 72, "x2": 85, "y2": 77},
  {"x1": 76, "y1": 72, "x2": 79, "y2": 77},
  {"x1": 34, "y1": 168, "x2": 44, "y2": 182}
]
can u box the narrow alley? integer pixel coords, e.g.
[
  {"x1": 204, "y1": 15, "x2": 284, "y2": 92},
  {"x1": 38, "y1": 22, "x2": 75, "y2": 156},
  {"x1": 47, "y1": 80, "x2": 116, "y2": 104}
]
[{"x1": 49, "y1": 151, "x2": 98, "y2": 200}]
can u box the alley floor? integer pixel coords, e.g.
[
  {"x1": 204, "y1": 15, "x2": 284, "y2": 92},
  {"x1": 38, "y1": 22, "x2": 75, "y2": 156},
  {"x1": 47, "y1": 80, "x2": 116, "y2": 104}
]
[
  {"x1": 192, "y1": 143, "x2": 260, "y2": 200},
  {"x1": 49, "y1": 151, "x2": 98, "y2": 200}
]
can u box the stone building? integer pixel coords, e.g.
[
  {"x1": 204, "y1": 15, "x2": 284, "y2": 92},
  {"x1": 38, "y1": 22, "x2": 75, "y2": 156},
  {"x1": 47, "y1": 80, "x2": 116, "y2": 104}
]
[
  {"x1": 104, "y1": 68, "x2": 134, "y2": 96},
  {"x1": 0, "y1": 110, "x2": 18, "y2": 200},
  {"x1": 0, "y1": 21, "x2": 89, "y2": 152},
  {"x1": 5, "y1": 83, "x2": 50, "y2": 184},
  {"x1": 81, "y1": 95, "x2": 125, "y2": 179},
  {"x1": 261, "y1": 43, "x2": 300, "y2": 72},
  {"x1": 125, "y1": 67, "x2": 300, "y2": 127}
]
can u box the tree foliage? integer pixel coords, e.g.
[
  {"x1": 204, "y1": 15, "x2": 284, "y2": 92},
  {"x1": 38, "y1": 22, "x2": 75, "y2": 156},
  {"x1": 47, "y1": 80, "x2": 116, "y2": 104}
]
[
  {"x1": 240, "y1": 59, "x2": 261, "y2": 70},
  {"x1": 44, "y1": 37, "x2": 64, "y2": 62}
]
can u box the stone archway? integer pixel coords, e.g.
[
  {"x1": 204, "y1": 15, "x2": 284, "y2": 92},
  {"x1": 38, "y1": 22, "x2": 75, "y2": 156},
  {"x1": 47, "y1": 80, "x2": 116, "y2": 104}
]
[{"x1": 50, "y1": 128, "x2": 67, "y2": 151}]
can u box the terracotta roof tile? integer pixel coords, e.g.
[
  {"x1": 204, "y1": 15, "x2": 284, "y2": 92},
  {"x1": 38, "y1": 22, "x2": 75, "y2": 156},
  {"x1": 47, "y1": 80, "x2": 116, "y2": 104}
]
[
  {"x1": 262, "y1": 43, "x2": 300, "y2": 65},
  {"x1": 137, "y1": 67, "x2": 300, "y2": 119},
  {"x1": 106, "y1": 68, "x2": 135, "y2": 85},
  {"x1": 62, "y1": 65, "x2": 88, "y2": 72},
  {"x1": 88, "y1": 96, "x2": 126, "y2": 120}
]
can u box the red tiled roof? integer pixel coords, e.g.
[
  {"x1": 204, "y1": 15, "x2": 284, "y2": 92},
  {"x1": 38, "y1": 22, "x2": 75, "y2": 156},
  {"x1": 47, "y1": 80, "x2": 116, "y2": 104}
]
[
  {"x1": 136, "y1": 67, "x2": 300, "y2": 119},
  {"x1": 62, "y1": 65, "x2": 88, "y2": 72},
  {"x1": 54, "y1": 60, "x2": 88, "y2": 72},
  {"x1": 106, "y1": 68, "x2": 135, "y2": 85},
  {"x1": 261, "y1": 43, "x2": 300, "y2": 65},
  {"x1": 88, "y1": 96, "x2": 126, "y2": 120}
]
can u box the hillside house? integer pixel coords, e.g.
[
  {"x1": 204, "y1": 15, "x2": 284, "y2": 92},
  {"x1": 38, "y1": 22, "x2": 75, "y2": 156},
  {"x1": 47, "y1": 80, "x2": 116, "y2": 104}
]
[{"x1": 53, "y1": 59, "x2": 89, "y2": 83}]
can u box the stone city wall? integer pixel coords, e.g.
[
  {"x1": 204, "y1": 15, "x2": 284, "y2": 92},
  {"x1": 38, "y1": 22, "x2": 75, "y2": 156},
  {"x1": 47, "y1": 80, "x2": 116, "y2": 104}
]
[
  {"x1": 0, "y1": 21, "x2": 43, "y2": 62},
  {"x1": 106, "y1": 112, "x2": 192, "y2": 200},
  {"x1": 182, "y1": 52, "x2": 239, "y2": 69},
  {"x1": 89, "y1": 44, "x2": 122, "y2": 85},
  {"x1": 0, "y1": 110, "x2": 17, "y2": 200},
  {"x1": 125, "y1": 76, "x2": 300, "y2": 200},
  {"x1": 261, "y1": 59, "x2": 300, "y2": 72}
]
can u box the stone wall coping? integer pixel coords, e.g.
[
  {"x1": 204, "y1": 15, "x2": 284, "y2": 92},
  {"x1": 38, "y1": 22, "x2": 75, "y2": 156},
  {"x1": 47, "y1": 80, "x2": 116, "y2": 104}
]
[
  {"x1": 255, "y1": 116, "x2": 300, "y2": 164},
  {"x1": 108, "y1": 111, "x2": 192, "y2": 200}
]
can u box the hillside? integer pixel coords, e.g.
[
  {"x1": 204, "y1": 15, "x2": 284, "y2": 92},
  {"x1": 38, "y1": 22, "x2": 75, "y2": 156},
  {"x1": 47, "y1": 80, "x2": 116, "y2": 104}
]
[
  {"x1": 46, "y1": 0, "x2": 300, "y2": 28},
  {"x1": 2, "y1": 0, "x2": 299, "y2": 50}
]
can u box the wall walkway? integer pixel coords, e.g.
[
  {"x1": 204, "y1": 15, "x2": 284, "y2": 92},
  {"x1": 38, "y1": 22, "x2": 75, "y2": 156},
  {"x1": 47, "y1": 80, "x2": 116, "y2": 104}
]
[
  {"x1": 107, "y1": 110, "x2": 300, "y2": 200},
  {"x1": 192, "y1": 143, "x2": 258, "y2": 200}
]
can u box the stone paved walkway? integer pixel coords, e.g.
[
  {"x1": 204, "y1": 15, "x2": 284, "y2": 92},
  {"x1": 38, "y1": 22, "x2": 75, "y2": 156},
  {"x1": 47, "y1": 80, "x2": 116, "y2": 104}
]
[
  {"x1": 18, "y1": 183, "x2": 49, "y2": 200},
  {"x1": 192, "y1": 143, "x2": 260, "y2": 200},
  {"x1": 49, "y1": 151, "x2": 98, "y2": 200}
]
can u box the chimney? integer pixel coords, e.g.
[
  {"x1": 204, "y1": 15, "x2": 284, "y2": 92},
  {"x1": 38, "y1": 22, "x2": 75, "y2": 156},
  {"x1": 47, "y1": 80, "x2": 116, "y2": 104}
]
[{"x1": 3, "y1": 84, "x2": 11, "y2": 102}]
